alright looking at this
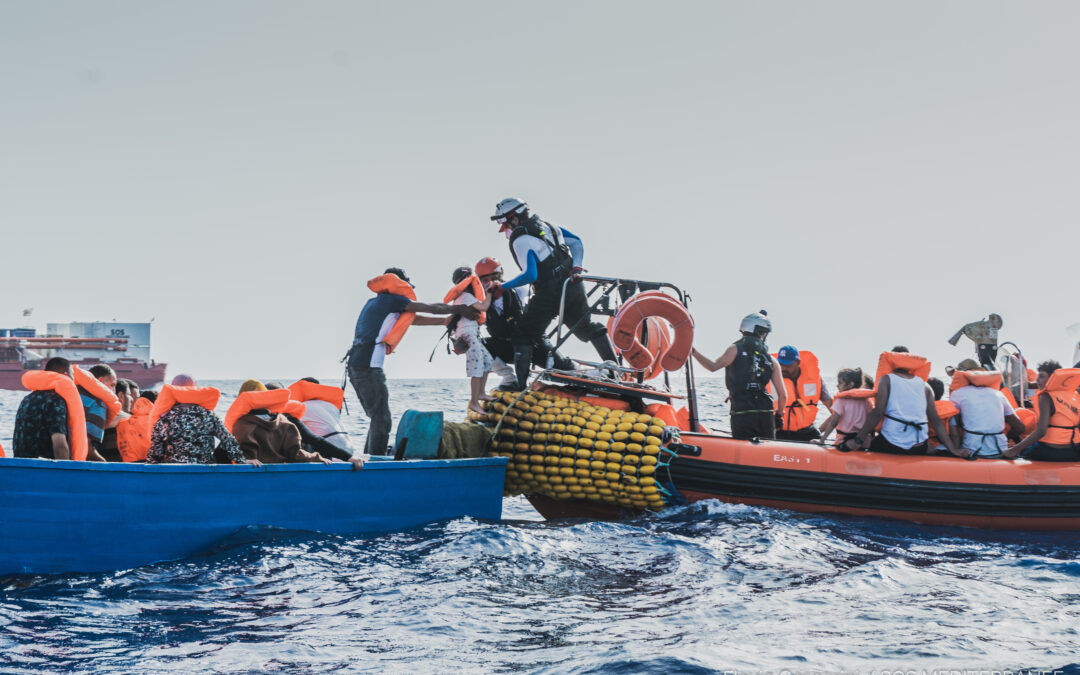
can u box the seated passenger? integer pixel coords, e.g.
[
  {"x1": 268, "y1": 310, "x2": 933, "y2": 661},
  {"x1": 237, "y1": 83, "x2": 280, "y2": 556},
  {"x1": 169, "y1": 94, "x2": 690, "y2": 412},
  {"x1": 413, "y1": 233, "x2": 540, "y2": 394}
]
[
  {"x1": 926, "y1": 377, "x2": 958, "y2": 453},
  {"x1": 266, "y1": 382, "x2": 362, "y2": 469},
  {"x1": 146, "y1": 374, "x2": 255, "y2": 466},
  {"x1": 99, "y1": 377, "x2": 131, "y2": 462},
  {"x1": 116, "y1": 395, "x2": 154, "y2": 462},
  {"x1": 853, "y1": 350, "x2": 965, "y2": 457},
  {"x1": 817, "y1": 367, "x2": 873, "y2": 449},
  {"x1": 288, "y1": 378, "x2": 354, "y2": 452},
  {"x1": 447, "y1": 266, "x2": 495, "y2": 414},
  {"x1": 947, "y1": 368, "x2": 1025, "y2": 458},
  {"x1": 226, "y1": 380, "x2": 329, "y2": 465},
  {"x1": 13, "y1": 357, "x2": 82, "y2": 460},
  {"x1": 1003, "y1": 364, "x2": 1080, "y2": 461},
  {"x1": 773, "y1": 346, "x2": 832, "y2": 442},
  {"x1": 76, "y1": 364, "x2": 121, "y2": 462}
]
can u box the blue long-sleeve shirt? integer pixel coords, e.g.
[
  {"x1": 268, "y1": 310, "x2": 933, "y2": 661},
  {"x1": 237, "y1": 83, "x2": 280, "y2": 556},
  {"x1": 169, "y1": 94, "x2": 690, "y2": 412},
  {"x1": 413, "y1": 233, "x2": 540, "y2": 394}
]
[{"x1": 503, "y1": 226, "x2": 583, "y2": 291}]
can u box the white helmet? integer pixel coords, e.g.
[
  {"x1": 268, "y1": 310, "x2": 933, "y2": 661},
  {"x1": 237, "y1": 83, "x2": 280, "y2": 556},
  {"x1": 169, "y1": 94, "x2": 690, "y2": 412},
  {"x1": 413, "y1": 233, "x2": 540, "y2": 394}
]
[
  {"x1": 491, "y1": 197, "x2": 528, "y2": 223},
  {"x1": 739, "y1": 310, "x2": 772, "y2": 335}
]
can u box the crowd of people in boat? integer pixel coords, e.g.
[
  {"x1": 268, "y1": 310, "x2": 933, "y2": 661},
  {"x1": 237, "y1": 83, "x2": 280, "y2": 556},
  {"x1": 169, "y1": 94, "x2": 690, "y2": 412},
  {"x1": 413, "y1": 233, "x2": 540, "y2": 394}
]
[
  {"x1": 7, "y1": 359, "x2": 363, "y2": 469},
  {"x1": 692, "y1": 311, "x2": 1080, "y2": 461},
  {"x1": 4, "y1": 197, "x2": 1079, "y2": 465}
]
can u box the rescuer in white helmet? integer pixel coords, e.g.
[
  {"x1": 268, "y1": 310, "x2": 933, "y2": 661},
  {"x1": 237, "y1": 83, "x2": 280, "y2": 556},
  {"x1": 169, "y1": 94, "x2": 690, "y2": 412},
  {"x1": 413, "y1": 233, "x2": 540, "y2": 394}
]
[
  {"x1": 692, "y1": 311, "x2": 787, "y2": 440},
  {"x1": 490, "y1": 198, "x2": 617, "y2": 390}
]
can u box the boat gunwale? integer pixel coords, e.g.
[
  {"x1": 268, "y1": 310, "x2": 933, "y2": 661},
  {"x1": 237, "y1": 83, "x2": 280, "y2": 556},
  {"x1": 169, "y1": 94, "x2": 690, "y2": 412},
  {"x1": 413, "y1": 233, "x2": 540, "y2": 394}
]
[{"x1": 0, "y1": 456, "x2": 508, "y2": 474}]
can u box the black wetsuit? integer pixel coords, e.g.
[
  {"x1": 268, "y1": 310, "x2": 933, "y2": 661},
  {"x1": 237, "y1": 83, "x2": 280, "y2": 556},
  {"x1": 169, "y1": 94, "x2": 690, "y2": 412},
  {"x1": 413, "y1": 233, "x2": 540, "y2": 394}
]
[{"x1": 726, "y1": 335, "x2": 777, "y2": 440}]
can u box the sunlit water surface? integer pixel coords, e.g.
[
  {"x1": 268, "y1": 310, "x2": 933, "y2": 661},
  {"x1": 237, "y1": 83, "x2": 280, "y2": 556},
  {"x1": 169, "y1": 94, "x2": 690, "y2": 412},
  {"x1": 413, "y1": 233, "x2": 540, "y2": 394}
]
[{"x1": 2, "y1": 379, "x2": 1079, "y2": 672}]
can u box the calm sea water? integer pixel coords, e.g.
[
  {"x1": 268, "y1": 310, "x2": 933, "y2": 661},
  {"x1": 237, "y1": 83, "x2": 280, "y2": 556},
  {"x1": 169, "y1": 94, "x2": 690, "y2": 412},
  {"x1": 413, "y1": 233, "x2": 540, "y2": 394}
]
[{"x1": 2, "y1": 378, "x2": 1080, "y2": 673}]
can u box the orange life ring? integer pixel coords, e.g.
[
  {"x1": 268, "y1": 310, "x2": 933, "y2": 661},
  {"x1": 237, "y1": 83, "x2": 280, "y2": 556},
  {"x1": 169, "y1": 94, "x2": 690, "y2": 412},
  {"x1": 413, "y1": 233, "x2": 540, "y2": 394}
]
[
  {"x1": 150, "y1": 385, "x2": 222, "y2": 436},
  {"x1": 610, "y1": 291, "x2": 694, "y2": 373},
  {"x1": 288, "y1": 380, "x2": 345, "y2": 410},
  {"x1": 367, "y1": 273, "x2": 418, "y2": 354},
  {"x1": 224, "y1": 388, "x2": 291, "y2": 433},
  {"x1": 21, "y1": 370, "x2": 88, "y2": 461}
]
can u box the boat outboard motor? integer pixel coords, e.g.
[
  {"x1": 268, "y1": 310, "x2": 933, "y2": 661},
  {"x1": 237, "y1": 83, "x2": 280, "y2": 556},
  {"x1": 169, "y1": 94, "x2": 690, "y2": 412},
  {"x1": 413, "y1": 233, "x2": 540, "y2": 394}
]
[{"x1": 948, "y1": 313, "x2": 1002, "y2": 370}]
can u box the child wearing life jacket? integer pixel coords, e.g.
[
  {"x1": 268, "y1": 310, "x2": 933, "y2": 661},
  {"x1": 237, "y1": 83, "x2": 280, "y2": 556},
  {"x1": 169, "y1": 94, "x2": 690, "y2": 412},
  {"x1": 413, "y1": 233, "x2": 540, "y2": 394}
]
[
  {"x1": 448, "y1": 267, "x2": 495, "y2": 414},
  {"x1": 817, "y1": 368, "x2": 873, "y2": 450}
]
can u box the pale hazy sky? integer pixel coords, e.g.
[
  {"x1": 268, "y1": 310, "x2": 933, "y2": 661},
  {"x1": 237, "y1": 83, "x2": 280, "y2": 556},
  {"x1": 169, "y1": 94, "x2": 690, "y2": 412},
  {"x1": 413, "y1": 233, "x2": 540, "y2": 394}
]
[{"x1": 2, "y1": 1, "x2": 1077, "y2": 380}]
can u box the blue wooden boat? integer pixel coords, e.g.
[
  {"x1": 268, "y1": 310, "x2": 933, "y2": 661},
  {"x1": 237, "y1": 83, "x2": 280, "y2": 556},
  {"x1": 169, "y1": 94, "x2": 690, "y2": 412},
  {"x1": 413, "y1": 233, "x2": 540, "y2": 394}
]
[{"x1": 0, "y1": 456, "x2": 508, "y2": 576}]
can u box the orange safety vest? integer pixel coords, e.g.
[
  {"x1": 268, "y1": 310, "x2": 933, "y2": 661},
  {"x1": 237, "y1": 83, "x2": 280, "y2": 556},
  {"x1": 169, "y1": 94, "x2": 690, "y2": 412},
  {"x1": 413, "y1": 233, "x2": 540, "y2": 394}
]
[
  {"x1": 444, "y1": 275, "x2": 486, "y2": 325},
  {"x1": 283, "y1": 399, "x2": 307, "y2": 420},
  {"x1": 73, "y1": 366, "x2": 122, "y2": 428},
  {"x1": 770, "y1": 350, "x2": 822, "y2": 431},
  {"x1": 150, "y1": 385, "x2": 222, "y2": 435},
  {"x1": 117, "y1": 397, "x2": 154, "y2": 462},
  {"x1": 21, "y1": 370, "x2": 88, "y2": 461},
  {"x1": 287, "y1": 380, "x2": 345, "y2": 410},
  {"x1": 875, "y1": 352, "x2": 932, "y2": 385},
  {"x1": 1040, "y1": 368, "x2": 1080, "y2": 447},
  {"x1": 224, "y1": 388, "x2": 291, "y2": 434},
  {"x1": 367, "y1": 274, "x2": 417, "y2": 355}
]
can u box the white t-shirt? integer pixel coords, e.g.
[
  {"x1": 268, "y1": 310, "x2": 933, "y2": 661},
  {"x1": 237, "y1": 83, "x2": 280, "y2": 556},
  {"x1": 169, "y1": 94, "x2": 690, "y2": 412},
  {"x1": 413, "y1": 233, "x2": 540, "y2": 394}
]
[
  {"x1": 369, "y1": 313, "x2": 397, "y2": 368},
  {"x1": 881, "y1": 374, "x2": 930, "y2": 449},
  {"x1": 949, "y1": 385, "x2": 1015, "y2": 454},
  {"x1": 453, "y1": 291, "x2": 479, "y2": 338},
  {"x1": 300, "y1": 399, "x2": 353, "y2": 452}
]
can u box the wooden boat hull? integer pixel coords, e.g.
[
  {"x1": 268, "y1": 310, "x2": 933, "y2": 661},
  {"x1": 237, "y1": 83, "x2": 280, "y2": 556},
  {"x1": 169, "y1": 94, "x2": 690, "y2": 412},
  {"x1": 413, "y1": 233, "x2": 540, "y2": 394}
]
[{"x1": 0, "y1": 456, "x2": 507, "y2": 575}]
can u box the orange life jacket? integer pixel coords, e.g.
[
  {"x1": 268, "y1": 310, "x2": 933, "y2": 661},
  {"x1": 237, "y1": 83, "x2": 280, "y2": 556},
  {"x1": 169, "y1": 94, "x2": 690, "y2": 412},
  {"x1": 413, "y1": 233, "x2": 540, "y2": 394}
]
[
  {"x1": 768, "y1": 350, "x2": 822, "y2": 431},
  {"x1": 948, "y1": 370, "x2": 1004, "y2": 392},
  {"x1": 73, "y1": 367, "x2": 122, "y2": 428},
  {"x1": 875, "y1": 352, "x2": 932, "y2": 385},
  {"x1": 283, "y1": 400, "x2": 307, "y2": 420},
  {"x1": 117, "y1": 397, "x2": 154, "y2": 462},
  {"x1": 287, "y1": 380, "x2": 345, "y2": 410},
  {"x1": 367, "y1": 274, "x2": 417, "y2": 354},
  {"x1": 1040, "y1": 368, "x2": 1080, "y2": 447},
  {"x1": 21, "y1": 370, "x2": 88, "y2": 461},
  {"x1": 224, "y1": 388, "x2": 291, "y2": 433},
  {"x1": 609, "y1": 291, "x2": 694, "y2": 373},
  {"x1": 444, "y1": 275, "x2": 486, "y2": 326},
  {"x1": 833, "y1": 388, "x2": 876, "y2": 401},
  {"x1": 150, "y1": 385, "x2": 222, "y2": 435},
  {"x1": 927, "y1": 399, "x2": 960, "y2": 448}
]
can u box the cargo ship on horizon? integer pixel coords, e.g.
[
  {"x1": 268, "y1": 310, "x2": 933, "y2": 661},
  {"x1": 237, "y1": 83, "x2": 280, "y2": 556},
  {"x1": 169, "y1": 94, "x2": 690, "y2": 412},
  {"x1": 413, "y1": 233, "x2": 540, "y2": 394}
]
[{"x1": 0, "y1": 322, "x2": 167, "y2": 390}]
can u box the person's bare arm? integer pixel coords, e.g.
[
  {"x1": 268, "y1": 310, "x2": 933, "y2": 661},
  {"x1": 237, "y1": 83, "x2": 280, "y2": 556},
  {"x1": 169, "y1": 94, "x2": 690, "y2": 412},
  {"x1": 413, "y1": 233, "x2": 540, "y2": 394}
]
[
  {"x1": 769, "y1": 356, "x2": 787, "y2": 413},
  {"x1": 412, "y1": 315, "x2": 451, "y2": 326},
  {"x1": 86, "y1": 445, "x2": 107, "y2": 462},
  {"x1": 692, "y1": 344, "x2": 736, "y2": 373},
  {"x1": 817, "y1": 411, "x2": 841, "y2": 442},
  {"x1": 1005, "y1": 413, "x2": 1026, "y2": 440},
  {"x1": 1003, "y1": 398, "x2": 1051, "y2": 458},
  {"x1": 856, "y1": 376, "x2": 890, "y2": 448},
  {"x1": 51, "y1": 433, "x2": 70, "y2": 460},
  {"x1": 405, "y1": 301, "x2": 481, "y2": 320},
  {"x1": 927, "y1": 387, "x2": 965, "y2": 457}
]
